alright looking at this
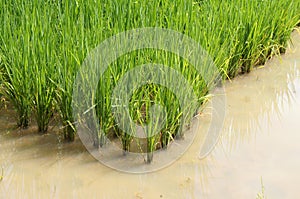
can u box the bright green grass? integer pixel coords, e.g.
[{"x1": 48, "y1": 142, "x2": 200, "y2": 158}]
[{"x1": 0, "y1": 0, "x2": 299, "y2": 163}]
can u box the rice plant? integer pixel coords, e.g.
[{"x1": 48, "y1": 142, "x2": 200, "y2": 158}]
[
  {"x1": 0, "y1": 1, "x2": 33, "y2": 128},
  {"x1": 0, "y1": 0, "x2": 299, "y2": 164},
  {"x1": 0, "y1": 167, "x2": 3, "y2": 182},
  {"x1": 30, "y1": 2, "x2": 58, "y2": 133},
  {"x1": 256, "y1": 177, "x2": 266, "y2": 199}
]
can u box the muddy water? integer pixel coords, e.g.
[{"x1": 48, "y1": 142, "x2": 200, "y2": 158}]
[{"x1": 1, "y1": 29, "x2": 300, "y2": 199}]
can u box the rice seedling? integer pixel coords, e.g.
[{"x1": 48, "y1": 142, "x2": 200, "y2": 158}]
[
  {"x1": 0, "y1": 56, "x2": 4, "y2": 110},
  {"x1": 0, "y1": 0, "x2": 299, "y2": 164},
  {"x1": 0, "y1": 1, "x2": 33, "y2": 128},
  {"x1": 0, "y1": 167, "x2": 3, "y2": 182},
  {"x1": 256, "y1": 177, "x2": 266, "y2": 199},
  {"x1": 19, "y1": 1, "x2": 57, "y2": 133},
  {"x1": 54, "y1": 0, "x2": 86, "y2": 141}
]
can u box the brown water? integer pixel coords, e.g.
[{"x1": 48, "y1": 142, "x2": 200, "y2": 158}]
[{"x1": 1, "y1": 29, "x2": 300, "y2": 199}]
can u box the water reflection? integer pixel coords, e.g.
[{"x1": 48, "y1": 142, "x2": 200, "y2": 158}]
[
  {"x1": 202, "y1": 29, "x2": 300, "y2": 198},
  {"x1": 221, "y1": 30, "x2": 300, "y2": 152}
]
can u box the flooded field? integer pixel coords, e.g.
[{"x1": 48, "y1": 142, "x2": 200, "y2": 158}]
[{"x1": 1, "y1": 29, "x2": 300, "y2": 198}]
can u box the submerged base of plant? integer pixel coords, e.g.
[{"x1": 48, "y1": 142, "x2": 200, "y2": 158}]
[{"x1": 77, "y1": 114, "x2": 201, "y2": 173}]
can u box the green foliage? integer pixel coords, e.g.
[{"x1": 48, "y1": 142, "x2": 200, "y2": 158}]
[{"x1": 0, "y1": 0, "x2": 299, "y2": 162}]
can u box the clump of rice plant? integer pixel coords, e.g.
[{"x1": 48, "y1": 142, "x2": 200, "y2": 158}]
[{"x1": 0, "y1": 1, "x2": 32, "y2": 128}]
